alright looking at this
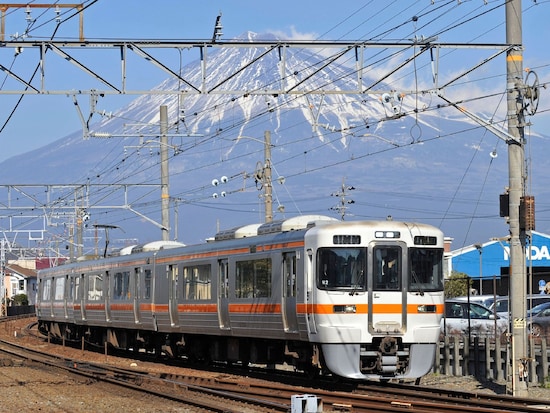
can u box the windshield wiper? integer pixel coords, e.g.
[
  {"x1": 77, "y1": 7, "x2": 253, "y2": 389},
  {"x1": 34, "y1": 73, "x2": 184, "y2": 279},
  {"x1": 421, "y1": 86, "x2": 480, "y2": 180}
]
[
  {"x1": 349, "y1": 270, "x2": 364, "y2": 296},
  {"x1": 411, "y1": 270, "x2": 425, "y2": 296}
]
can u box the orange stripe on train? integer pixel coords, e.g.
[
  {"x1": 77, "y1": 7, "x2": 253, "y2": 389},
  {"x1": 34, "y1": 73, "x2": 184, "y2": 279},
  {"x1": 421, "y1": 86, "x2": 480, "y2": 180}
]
[
  {"x1": 296, "y1": 303, "x2": 444, "y2": 314},
  {"x1": 73, "y1": 302, "x2": 442, "y2": 315}
]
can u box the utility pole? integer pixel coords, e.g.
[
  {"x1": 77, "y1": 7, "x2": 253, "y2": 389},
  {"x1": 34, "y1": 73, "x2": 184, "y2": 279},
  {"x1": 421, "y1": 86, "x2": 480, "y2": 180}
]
[
  {"x1": 330, "y1": 178, "x2": 355, "y2": 220},
  {"x1": 506, "y1": 0, "x2": 528, "y2": 397},
  {"x1": 263, "y1": 130, "x2": 273, "y2": 223},
  {"x1": 242, "y1": 131, "x2": 273, "y2": 223},
  {"x1": 160, "y1": 105, "x2": 170, "y2": 241}
]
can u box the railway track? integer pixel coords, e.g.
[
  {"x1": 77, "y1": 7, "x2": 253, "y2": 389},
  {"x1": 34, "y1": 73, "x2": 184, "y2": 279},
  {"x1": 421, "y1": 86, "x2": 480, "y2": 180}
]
[
  {"x1": 0, "y1": 335, "x2": 287, "y2": 412},
  {"x1": 3, "y1": 316, "x2": 550, "y2": 412}
]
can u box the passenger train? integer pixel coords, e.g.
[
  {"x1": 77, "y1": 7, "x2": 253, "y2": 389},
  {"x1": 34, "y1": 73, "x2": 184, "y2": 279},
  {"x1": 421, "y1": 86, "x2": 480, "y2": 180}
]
[{"x1": 36, "y1": 215, "x2": 445, "y2": 380}]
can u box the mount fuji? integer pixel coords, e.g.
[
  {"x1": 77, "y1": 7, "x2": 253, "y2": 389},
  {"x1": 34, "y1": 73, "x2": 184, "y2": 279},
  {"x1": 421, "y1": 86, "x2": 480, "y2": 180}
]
[{"x1": 0, "y1": 32, "x2": 547, "y2": 253}]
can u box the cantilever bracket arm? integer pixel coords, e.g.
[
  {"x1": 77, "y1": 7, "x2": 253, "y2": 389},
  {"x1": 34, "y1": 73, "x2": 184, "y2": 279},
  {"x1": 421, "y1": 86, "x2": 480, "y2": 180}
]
[
  {"x1": 125, "y1": 206, "x2": 169, "y2": 231},
  {"x1": 437, "y1": 93, "x2": 517, "y2": 144}
]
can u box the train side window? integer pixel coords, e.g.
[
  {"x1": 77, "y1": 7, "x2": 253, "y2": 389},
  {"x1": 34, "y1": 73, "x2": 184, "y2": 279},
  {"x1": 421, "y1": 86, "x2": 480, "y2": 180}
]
[
  {"x1": 54, "y1": 277, "x2": 65, "y2": 300},
  {"x1": 144, "y1": 269, "x2": 152, "y2": 299},
  {"x1": 75, "y1": 277, "x2": 81, "y2": 301},
  {"x1": 167, "y1": 264, "x2": 179, "y2": 300},
  {"x1": 114, "y1": 271, "x2": 130, "y2": 300},
  {"x1": 134, "y1": 268, "x2": 140, "y2": 299},
  {"x1": 184, "y1": 264, "x2": 211, "y2": 300},
  {"x1": 219, "y1": 260, "x2": 229, "y2": 299},
  {"x1": 235, "y1": 258, "x2": 272, "y2": 298},
  {"x1": 42, "y1": 278, "x2": 52, "y2": 301},
  {"x1": 283, "y1": 253, "x2": 297, "y2": 298},
  {"x1": 68, "y1": 276, "x2": 74, "y2": 300},
  {"x1": 88, "y1": 274, "x2": 103, "y2": 301}
]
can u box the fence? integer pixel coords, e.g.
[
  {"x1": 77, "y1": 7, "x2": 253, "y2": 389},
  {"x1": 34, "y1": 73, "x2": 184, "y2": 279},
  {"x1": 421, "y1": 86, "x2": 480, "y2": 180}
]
[
  {"x1": 7, "y1": 305, "x2": 35, "y2": 317},
  {"x1": 434, "y1": 335, "x2": 550, "y2": 386}
]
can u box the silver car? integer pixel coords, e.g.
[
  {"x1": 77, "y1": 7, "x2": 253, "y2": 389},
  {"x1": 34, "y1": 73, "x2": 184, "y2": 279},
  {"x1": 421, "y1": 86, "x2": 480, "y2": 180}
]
[
  {"x1": 527, "y1": 302, "x2": 550, "y2": 337},
  {"x1": 441, "y1": 299, "x2": 508, "y2": 338},
  {"x1": 491, "y1": 295, "x2": 550, "y2": 319}
]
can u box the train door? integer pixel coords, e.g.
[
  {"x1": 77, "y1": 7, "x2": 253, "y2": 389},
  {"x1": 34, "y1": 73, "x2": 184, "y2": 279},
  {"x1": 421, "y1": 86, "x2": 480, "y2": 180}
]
[
  {"x1": 168, "y1": 264, "x2": 179, "y2": 327},
  {"x1": 53, "y1": 276, "x2": 64, "y2": 319},
  {"x1": 105, "y1": 271, "x2": 112, "y2": 322},
  {"x1": 369, "y1": 243, "x2": 407, "y2": 333},
  {"x1": 282, "y1": 252, "x2": 299, "y2": 332},
  {"x1": 217, "y1": 259, "x2": 230, "y2": 330},
  {"x1": 133, "y1": 267, "x2": 141, "y2": 324},
  {"x1": 63, "y1": 274, "x2": 70, "y2": 319},
  {"x1": 143, "y1": 267, "x2": 154, "y2": 328},
  {"x1": 65, "y1": 273, "x2": 75, "y2": 322},
  {"x1": 77, "y1": 273, "x2": 86, "y2": 321},
  {"x1": 306, "y1": 248, "x2": 317, "y2": 334}
]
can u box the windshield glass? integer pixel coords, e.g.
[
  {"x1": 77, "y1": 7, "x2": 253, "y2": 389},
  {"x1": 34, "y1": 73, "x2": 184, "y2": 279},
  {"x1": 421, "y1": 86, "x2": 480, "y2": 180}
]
[
  {"x1": 409, "y1": 248, "x2": 444, "y2": 292},
  {"x1": 469, "y1": 303, "x2": 493, "y2": 319},
  {"x1": 528, "y1": 302, "x2": 550, "y2": 317},
  {"x1": 317, "y1": 247, "x2": 366, "y2": 291},
  {"x1": 373, "y1": 246, "x2": 401, "y2": 291}
]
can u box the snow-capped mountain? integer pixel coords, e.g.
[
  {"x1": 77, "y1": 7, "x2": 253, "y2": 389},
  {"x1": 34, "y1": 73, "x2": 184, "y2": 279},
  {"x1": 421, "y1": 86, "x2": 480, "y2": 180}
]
[{"x1": 1, "y1": 32, "x2": 547, "y2": 252}]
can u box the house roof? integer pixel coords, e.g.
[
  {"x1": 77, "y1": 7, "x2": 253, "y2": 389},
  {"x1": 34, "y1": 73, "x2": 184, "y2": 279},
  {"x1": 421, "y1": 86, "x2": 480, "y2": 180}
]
[{"x1": 5, "y1": 263, "x2": 37, "y2": 279}]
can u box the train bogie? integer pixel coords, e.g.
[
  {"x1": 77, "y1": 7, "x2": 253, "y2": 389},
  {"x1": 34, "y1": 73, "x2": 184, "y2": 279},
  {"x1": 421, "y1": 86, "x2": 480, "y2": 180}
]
[{"x1": 37, "y1": 216, "x2": 445, "y2": 380}]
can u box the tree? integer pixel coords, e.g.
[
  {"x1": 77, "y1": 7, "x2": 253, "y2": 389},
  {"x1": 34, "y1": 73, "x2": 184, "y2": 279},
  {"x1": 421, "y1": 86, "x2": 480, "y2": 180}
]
[{"x1": 445, "y1": 271, "x2": 472, "y2": 298}]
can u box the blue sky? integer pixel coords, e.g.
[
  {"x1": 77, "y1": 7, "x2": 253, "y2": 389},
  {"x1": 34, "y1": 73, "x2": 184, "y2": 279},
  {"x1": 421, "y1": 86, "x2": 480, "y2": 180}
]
[{"x1": 0, "y1": 0, "x2": 548, "y2": 162}]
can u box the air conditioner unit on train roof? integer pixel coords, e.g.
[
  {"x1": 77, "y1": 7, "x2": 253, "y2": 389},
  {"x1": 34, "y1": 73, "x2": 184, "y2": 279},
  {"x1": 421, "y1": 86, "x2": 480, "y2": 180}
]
[
  {"x1": 214, "y1": 223, "x2": 262, "y2": 241},
  {"x1": 257, "y1": 215, "x2": 338, "y2": 235}
]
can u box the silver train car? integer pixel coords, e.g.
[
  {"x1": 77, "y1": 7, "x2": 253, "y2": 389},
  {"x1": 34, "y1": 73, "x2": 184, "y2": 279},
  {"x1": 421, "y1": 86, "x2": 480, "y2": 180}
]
[{"x1": 36, "y1": 215, "x2": 445, "y2": 380}]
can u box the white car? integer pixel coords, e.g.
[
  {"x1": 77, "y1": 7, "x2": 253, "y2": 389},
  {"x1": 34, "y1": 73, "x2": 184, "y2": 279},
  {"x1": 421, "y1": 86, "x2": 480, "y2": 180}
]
[
  {"x1": 441, "y1": 299, "x2": 508, "y2": 338},
  {"x1": 453, "y1": 294, "x2": 499, "y2": 310}
]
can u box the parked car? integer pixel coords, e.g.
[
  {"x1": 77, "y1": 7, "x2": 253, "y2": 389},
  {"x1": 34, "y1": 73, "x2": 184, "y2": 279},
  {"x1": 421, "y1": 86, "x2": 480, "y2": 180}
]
[
  {"x1": 454, "y1": 294, "x2": 499, "y2": 310},
  {"x1": 527, "y1": 302, "x2": 550, "y2": 337},
  {"x1": 528, "y1": 301, "x2": 550, "y2": 318},
  {"x1": 441, "y1": 299, "x2": 508, "y2": 338},
  {"x1": 491, "y1": 294, "x2": 550, "y2": 319}
]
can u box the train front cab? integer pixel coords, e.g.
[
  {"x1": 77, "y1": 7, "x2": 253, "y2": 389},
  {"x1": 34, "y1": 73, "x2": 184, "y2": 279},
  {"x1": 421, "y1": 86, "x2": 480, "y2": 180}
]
[{"x1": 304, "y1": 223, "x2": 444, "y2": 380}]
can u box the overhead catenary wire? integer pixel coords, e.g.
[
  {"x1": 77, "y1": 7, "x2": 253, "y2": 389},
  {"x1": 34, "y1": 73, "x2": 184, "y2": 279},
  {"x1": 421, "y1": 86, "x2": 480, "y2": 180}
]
[
  {"x1": 0, "y1": 2, "x2": 548, "y2": 245},
  {"x1": 0, "y1": 1, "x2": 99, "y2": 135}
]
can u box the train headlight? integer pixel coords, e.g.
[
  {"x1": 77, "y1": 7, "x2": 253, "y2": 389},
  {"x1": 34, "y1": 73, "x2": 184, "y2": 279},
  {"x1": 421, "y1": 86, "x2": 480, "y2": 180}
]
[
  {"x1": 333, "y1": 304, "x2": 356, "y2": 313},
  {"x1": 374, "y1": 231, "x2": 400, "y2": 239},
  {"x1": 417, "y1": 304, "x2": 437, "y2": 313}
]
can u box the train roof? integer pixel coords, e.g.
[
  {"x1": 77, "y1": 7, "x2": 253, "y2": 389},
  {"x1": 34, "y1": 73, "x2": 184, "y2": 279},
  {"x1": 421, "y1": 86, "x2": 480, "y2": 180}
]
[
  {"x1": 44, "y1": 215, "x2": 338, "y2": 269},
  {"x1": 108, "y1": 241, "x2": 186, "y2": 257},
  {"x1": 38, "y1": 216, "x2": 444, "y2": 274},
  {"x1": 214, "y1": 215, "x2": 338, "y2": 241}
]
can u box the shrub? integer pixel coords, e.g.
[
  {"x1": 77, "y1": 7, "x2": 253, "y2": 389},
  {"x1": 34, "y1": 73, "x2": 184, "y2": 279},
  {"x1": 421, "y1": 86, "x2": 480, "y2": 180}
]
[
  {"x1": 11, "y1": 294, "x2": 28, "y2": 306},
  {"x1": 445, "y1": 271, "x2": 472, "y2": 298}
]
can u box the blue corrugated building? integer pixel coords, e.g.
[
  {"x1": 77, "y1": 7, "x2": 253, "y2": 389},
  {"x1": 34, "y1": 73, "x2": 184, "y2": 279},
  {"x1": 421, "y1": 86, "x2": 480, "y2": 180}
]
[{"x1": 451, "y1": 231, "x2": 550, "y2": 295}]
